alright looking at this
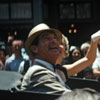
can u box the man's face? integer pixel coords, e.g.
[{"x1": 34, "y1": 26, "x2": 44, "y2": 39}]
[
  {"x1": 33, "y1": 32, "x2": 60, "y2": 64},
  {"x1": 12, "y1": 40, "x2": 22, "y2": 53}
]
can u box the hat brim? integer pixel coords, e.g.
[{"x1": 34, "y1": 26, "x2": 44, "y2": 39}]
[{"x1": 25, "y1": 28, "x2": 62, "y2": 59}]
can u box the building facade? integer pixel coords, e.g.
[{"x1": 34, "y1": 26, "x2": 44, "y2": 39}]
[{"x1": 0, "y1": 0, "x2": 100, "y2": 46}]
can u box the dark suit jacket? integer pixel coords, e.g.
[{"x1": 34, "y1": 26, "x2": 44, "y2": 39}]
[{"x1": 21, "y1": 59, "x2": 71, "y2": 95}]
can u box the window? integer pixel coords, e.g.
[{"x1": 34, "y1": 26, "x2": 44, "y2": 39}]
[
  {"x1": 0, "y1": 4, "x2": 9, "y2": 19},
  {"x1": 59, "y1": 2, "x2": 92, "y2": 19},
  {"x1": 59, "y1": 3, "x2": 75, "y2": 19},
  {"x1": 76, "y1": 3, "x2": 91, "y2": 19},
  {"x1": 11, "y1": 3, "x2": 32, "y2": 19},
  {"x1": 43, "y1": 4, "x2": 49, "y2": 19}
]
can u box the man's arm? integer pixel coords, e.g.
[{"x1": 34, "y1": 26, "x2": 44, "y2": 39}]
[
  {"x1": 56, "y1": 31, "x2": 100, "y2": 77},
  {"x1": 64, "y1": 40, "x2": 97, "y2": 77}
]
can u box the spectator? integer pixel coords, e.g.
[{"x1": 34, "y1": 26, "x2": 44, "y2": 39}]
[
  {"x1": 62, "y1": 46, "x2": 83, "y2": 77},
  {"x1": 7, "y1": 34, "x2": 14, "y2": 43},
  {"x1": 6, "y1": 34, "x2": 14, "y2": 58},
  {"x1": 80, "y1": 41, "x2": 90, "y2": 56},
  {"x1": 18, "y1": 56, "x2": 34, "y2": 75},
  {"x1": 67, "y1": 46, "x2": 83, "y2": 64},
  {"x1": 96, "y1": 39, "x2": 100, "y2": 57},
  {"x1": 18, "y1": 41, "x2": 34, "y2": 75},
  {"x1": 5, "y1": 39, "x2": 28, "y2": 72},
  {"x1": 92, "y1": 39, "x2": 100, "y2": 81},
  {"x1": 0, "y1": 48, "x2": 6, "y2": 70},
  {"x1": 92, "y1": 56, "x2": 100, "y2": 81},
  {"x1": 21, "y1": 23, "x2": 100, "y2": 95}
]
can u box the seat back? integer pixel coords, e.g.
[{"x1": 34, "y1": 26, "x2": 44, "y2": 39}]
[{"x1": 68, "y1": 77, "x2": 100, "y2": 92}]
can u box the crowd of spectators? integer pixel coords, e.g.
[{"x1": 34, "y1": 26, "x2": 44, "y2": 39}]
[
  {"x1": 1, "y1": 30, "x2": 100, "y2": 81},
  {"x1": 0, "y1": 24, "x2": 100, "y2": 99}
]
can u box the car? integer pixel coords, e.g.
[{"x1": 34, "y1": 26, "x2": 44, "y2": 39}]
[{"x1": 0, "y1": 70, "x2": 100, "y2": 99}]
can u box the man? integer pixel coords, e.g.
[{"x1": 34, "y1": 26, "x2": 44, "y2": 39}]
[
  {"x1": 5, "y1": 40, "x2": 28, "y2": 72},
  {"x1": 21, "y1": 23, "x2": 100, "y2": 94}
]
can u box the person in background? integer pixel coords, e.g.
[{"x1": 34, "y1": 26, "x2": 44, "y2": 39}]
[
  {"x1": 92, "y1": 39, "x2": 100, "y2": 81},
  {"x1": 7, "y1": 34, "x2": 14, "y2": 43},
  {"x1": 68, "y1": 46, "x2": 83, "y2": 64},
  {"x1": 96, "y1": 39, "x2": 100, "y2": 57},
  {"x1": 5, "y1": 39, "x2": 28, "y2": 72},
  {"x1": 0, "y1": 48, "x2": 6, "y2": 70},
  {"x1": 18, "y1": 41, "x2": 33, "y2": 75},
  {"x1": 62, "y1": 46, "x2": 83, "y2": 77},
  {"x1": 18, "y1": 56, "x2": 34, "y2": 75},
  {"x1": 80, "y1": 41, "x2": 90, "y2": 56},
  {"x1": 21, "y1": 40, "x2": 29, "y2": 60},
  {"x1": 92, "y1": 56, "x2": 100, "y2": 81},
  {"x1": 6, "y1": 35, "x2": 14, "y2": 58}
]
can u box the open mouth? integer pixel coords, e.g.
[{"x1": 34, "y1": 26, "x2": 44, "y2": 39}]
[
  {"x1": 49, "y1": 47, "x2": 58, "y2": 50},
  {"x1": 48, "y1": 47, "x2": 60, "y2": 54}
]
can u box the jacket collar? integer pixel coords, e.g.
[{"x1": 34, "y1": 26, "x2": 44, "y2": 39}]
[{"x1": 33, "y1": 59, "x2": 55, "y2": 71}]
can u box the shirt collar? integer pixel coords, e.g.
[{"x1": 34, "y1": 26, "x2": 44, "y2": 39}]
[{"x1": 34, "y1": 59, "x2": 54, "y2": 71}]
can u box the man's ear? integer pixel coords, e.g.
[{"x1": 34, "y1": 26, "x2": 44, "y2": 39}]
[{"x1": 31, "y1": 45, "x2": 38, "y2": 53}]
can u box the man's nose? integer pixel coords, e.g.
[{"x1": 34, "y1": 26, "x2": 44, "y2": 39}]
[{"x1": 50, "y1": 38, "x2": 58, "y2": 43}]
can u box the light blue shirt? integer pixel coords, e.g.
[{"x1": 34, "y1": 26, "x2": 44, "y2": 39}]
[{"x1": 5, "y1": 54, "x2": 28, "y2": 72}]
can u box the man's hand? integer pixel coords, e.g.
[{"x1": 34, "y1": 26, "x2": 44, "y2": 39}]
[
  {"x1": 55, "y1": 45, "x2": 65, "y2": 65},
  {"x1": 59, "y1": 45, "x2": 65, "y2": 58},
  {"x1": 91, "y1": 30, "x2": 100, "y2": 42}
]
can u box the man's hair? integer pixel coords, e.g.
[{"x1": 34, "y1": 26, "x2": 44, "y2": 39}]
[
  {"x1": 62, "y1": 35, "x2": 69, "y2": 58},
  {"x1": 80, "y1": 42, "x2": 90, "y2": 51},
  {"x1": 31, "y1": 36, "x2": 39, "y2": 46}
]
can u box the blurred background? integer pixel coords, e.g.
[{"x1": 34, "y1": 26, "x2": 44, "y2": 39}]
[{"x1": 0, "y1": 0, "x2": 100, "y2": 46}]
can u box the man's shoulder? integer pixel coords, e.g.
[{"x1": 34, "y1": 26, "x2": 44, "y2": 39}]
[
  {"x1": 6, "y1": 54, "x2": 15, "y2": 63},
  {"x1": 28, "y1": 64, "x2": 48, "y2": 72},
  {"x1": 22, "y1": 54, "x2": 29, "y2": 61},
  {"x1": 25, "y1": 64, "x2": 55, "y2": 78}
]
